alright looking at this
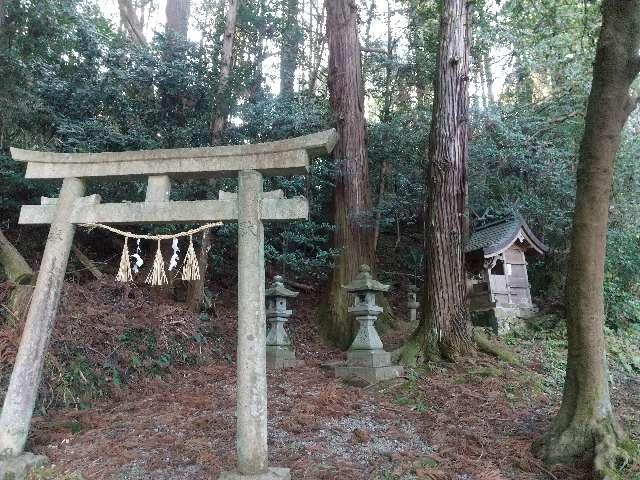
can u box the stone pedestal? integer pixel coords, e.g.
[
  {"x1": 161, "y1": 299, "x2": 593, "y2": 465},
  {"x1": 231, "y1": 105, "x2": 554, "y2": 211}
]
[
  {"x1": 406, "y1": 284, "x2": 419, "y2": 323},
  {"x1": 335, "y1": 348, "x2": 403, "y2": 384},
  {"x1": 265, "y1": 276, "x2": 299, "y2": 370},
  {"x1": 0, "y1": 452, "x2": 48, "y2": 480},
  {"x1": 218, "y1": 467, "x2": 291, "y2": 480},
  {"x1": 266, "y1": 346, "x2": 298, "y2": 369},
  {"x1": 334, "y1": 265, "x2": 403, "y2": 385}
]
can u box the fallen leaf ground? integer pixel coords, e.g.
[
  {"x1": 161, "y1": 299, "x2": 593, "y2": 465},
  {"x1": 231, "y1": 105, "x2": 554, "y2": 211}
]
[{"x1": 8, "y1": 282, "x2": 639, "y2": 480}]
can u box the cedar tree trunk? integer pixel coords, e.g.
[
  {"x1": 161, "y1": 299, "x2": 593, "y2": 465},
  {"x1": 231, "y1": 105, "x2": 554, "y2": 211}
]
[
  {"x1": 401, "y1": 0, "x2": 472, "y2": 363},
  {"x1": 280, "y1": 0, "x2": 301, "y2": 96},
  {"x1": 162, "y1": 0, "x2": 191, "y2": 136},
  {"x1": 321, "y1": 0, "x2": 374, "y2": 349},
  {"x1": 210, "y1": 0, "x2": 239, "y2": 146},
  {"x1": 534, "y1": 1, "x2": 640, "y2": 477},
  {"x1": 166, "y1": 0, "x2": 191, "y2": 37}
]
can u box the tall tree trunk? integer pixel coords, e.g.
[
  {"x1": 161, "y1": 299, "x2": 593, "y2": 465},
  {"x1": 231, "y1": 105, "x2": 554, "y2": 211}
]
[
  {"x1": 210, "y1": 0, "x2": 239, "y2": 146},
  {"x1": 372, "y1": 0, "x2": 393, "y2": 254},
  {"x1": 162, "y1": 0, "x2": 192, "y2": 135},
  {"x1": 534, "y1": 1, "x2": 640, "y2": 476},
  {"x1": 320, "y1": 0, "x2": 373, "y2": 349},
  {"x1": 306, "y1": 0, "x2": 326, "y2": 95},
  {"x1": 186, "y1": 229, "x2": 212, "y2": 312},
  {"x1": 0, "y1": 0, "x2": 5, "y2": 27},
  {"x1": 118, "y1": 0, "x2": 147, "y2": 45},
  {"x1": 243, "y1": 0, "x2": 268, "y2": 103},
  {"x1": 0, "y1": 230, "x2": 34, "y2": 325},
  {"x1": 280, "y1": 0, "x2": 301, "y2": 96},
  {"x1": 483, "y1": 53, "x2": 494, "y2": 105},
  {"x1": 166, "y1": 0, "x2": 191, "y2": 37},
  {"x1": 401, "y1": 0, "x2": 472, "y2": 363},
  {"x1": 478, "y1": 54, "x2": 487, "y2": 109}
]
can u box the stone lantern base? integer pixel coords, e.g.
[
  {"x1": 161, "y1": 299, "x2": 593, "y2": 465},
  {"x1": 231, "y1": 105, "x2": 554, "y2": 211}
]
[
  {"x1": 219, "y1": 467, "x2": 291, "y2": 480},
  {"x1": 266, "y1": 346, "x2": 299, "y2": 370},
  {"x1": 0, "y1": 452, "x2": 49, "y2": 480},
  {"x1": 334, "y1": 348, "x2": 403, "y2": 385}
]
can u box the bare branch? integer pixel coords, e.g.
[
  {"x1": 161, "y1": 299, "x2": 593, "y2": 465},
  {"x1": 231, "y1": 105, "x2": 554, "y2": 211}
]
[{"x1": 361, "y1": 47, "x2": 387, "y2": 54}]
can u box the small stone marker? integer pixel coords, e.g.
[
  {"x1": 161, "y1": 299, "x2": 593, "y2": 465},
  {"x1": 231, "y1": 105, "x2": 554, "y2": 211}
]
[
  {"x1": 265, "y1": 275, "x2": 299, "y2": 369},
  {"x1": 406, "y1": 284, "x2": 420, "y2": 323},
  {"x1": 334, "y1": 265, "x2": 403, "y2": 384}
]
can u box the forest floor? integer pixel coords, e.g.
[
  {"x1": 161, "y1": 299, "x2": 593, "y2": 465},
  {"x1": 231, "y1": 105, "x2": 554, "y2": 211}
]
[{"x1": 1, "y1": 280, "x2": 638, "y2": 480}]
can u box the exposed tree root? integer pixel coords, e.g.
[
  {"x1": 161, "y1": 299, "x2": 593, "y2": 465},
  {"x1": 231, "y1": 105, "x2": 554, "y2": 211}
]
[
  {"x1": 534, "y1": 414, "x2": 637, "y2": 480},
  {"x1": 395, "y1": 329, "x2": 425, "y2": 367},
  {"x1": 472, "y1": 327, "x2": 517, "y2": 364}
]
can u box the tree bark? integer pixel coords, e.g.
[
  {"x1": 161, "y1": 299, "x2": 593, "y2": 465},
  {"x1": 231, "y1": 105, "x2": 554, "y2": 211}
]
[
  {"x1": 306, "y1": 0, "x2": 326, "y2": 95},
  {"x1": 186, "y1": 229, "x2": 212, "y2": 312},
  {"x1": 372, "y1": 0, "x2": 394, "y2": 254},
  {"x1": 478, "y1": 53, "x2": 487, "y2": 109},
  {"x1": 533, "y1": 1, "x2": 640, "y2": 476},
  {"x1": 162, "y1": 0, "x2": 192, "y2": 135},
  {"x1": 483, "y1": 53, "x2": 494, "y2": 105},
  {"x1": 280, "y1": 0, "x2": 301, "y2": 96},
  {"x1": 166, "y1": 0, "x2": 191, "y2": 38},
  {"x1": 118, "y1": 0, "x2": 147, "y2": 45},
  {"x1": 0, "y1": 230, "x2": 33, "y2": 285},
  {"x1": 210, "y1": 0, "x2": 239, "y2": 146},
  {"x1": 402, "y1": 0, "x2": 472, "y2": 363},
  {"x1": 320, "y1": 0, "x2": 374, "y2": 349},
  {"x1": 0, "y1": 232, "x2": 33, "y2": 325}
]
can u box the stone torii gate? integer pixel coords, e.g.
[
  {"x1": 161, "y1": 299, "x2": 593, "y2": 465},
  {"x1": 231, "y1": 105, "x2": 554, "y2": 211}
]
[{"x1": 0, "y1": 130, "x2": 337, "y2": 480}]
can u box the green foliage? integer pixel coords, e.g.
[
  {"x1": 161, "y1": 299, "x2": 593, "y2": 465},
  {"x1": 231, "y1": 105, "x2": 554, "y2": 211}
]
[
  {"x1": 27, "y1": 468, "x2": 83, "y2": 480},
  {"x1": 392, "y1": 368, "x2": 430, "y2": 412},
  {"x1": 0, "y1": 0, "x2": 638, "y2": 328}
]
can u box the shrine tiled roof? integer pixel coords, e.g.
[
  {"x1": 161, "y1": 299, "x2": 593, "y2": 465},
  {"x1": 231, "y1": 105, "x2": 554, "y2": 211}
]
[{"x1": 465, "y1": 212, "x2": 548, "y2": 257}]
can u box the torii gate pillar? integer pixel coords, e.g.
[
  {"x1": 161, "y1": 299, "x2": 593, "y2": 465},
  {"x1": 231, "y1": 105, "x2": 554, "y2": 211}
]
[
  {"x1": 0, "y1": 177, "x2": 85, "y2": 455},
  {"x1": 234, "y1": 170, "x2": 269, "y2": 474}
]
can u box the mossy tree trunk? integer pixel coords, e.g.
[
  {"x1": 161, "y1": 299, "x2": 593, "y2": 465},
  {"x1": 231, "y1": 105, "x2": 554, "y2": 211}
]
[
  {"x1": 0, "y1": 229, "x2": 34, "y2": 324},
  {"x1": 402, "y1": 0, "x2": 473, "y2": 363},
  {"x1": 321, "y1": 0, "x2": 375, "y2": 350},
  {"x1": 534, "y1": 1, "x2": 640, "y2": 476}
]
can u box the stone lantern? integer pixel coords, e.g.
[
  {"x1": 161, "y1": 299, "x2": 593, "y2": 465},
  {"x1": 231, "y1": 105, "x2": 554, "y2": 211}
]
[
  {"x1": 265, "y1": 275, "x2": 299, "y2": 369},
  {"x1": 406, "y1": 284, "x2": 420, "y2": 323},
  {"x1": 334, "y1": 265, "x2": 403, "y2": 384}
]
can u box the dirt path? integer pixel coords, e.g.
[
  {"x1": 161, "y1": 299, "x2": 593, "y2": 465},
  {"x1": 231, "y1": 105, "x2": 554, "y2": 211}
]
[
  {"x1": 6, "y1": 281, "x2": 636, "y2": 479},
  {"x1": 28, "y1": 351, "x2": 606, "y2": 480}
]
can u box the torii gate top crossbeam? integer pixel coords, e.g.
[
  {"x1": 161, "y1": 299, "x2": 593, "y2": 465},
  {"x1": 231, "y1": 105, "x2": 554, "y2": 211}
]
[{"x1": 10, "y1": 129, "x2": 337, "y2": 180}]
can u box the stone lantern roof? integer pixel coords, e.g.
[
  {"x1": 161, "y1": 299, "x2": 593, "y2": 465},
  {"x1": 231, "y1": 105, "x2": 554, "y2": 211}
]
[
  {"x1": 343, "y1": 265, "x2": 390, "y2": 293},
  {"x1": 265, "y1": 275, "x2": 299, "y2": 298}
]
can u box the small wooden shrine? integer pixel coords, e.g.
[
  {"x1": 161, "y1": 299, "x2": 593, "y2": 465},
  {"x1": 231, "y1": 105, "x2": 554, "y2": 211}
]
[{"x1": 465, "y1": 211, "x2": 547, "y2": 315}]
